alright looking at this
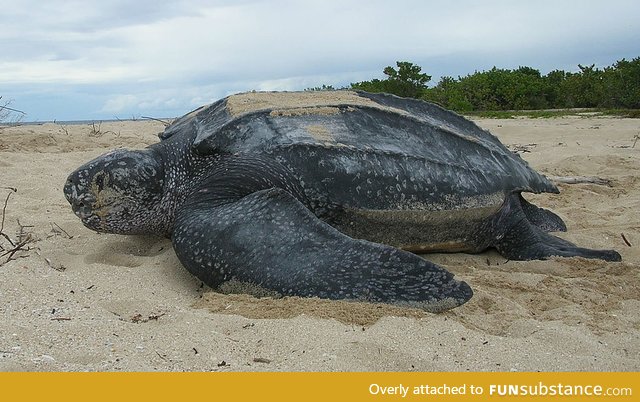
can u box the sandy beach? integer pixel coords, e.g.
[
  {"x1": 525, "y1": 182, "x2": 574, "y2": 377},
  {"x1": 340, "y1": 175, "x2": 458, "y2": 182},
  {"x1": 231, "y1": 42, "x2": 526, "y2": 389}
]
[{"x1": 0, "y1": 115, "x2": 638, "y2": 371}]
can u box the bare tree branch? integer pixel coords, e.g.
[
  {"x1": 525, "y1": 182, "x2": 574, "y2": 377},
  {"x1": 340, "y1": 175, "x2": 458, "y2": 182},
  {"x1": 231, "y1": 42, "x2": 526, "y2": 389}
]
[
  {"x1": 0, "y1": 96, "x2": 26, "y2": 125},
  {"x1": 0, "y1": 104, "x2": 26, "y2": 115}
]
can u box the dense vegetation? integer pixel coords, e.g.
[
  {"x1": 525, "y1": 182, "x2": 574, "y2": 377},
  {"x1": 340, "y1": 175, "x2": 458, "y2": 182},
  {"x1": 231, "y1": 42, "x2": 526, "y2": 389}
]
[
  {"x1": 351, "y1": 61, "x2": 432, "y2": 99},
  {"x1": 322, "y1": 58, "x2": 640, "y2": 113}
]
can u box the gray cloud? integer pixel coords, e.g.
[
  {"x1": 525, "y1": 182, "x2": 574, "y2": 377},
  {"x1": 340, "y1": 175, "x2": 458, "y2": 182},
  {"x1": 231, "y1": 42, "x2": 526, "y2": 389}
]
[{"x1": 2, "y1": 0, "x2": 639, "y2": 120}]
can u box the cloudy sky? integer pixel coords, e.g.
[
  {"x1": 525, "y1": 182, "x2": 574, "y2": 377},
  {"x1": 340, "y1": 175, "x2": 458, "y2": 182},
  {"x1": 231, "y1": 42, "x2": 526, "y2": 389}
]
[{"x1": 2, "y1": 0, "x2": 639, "y2": 121}]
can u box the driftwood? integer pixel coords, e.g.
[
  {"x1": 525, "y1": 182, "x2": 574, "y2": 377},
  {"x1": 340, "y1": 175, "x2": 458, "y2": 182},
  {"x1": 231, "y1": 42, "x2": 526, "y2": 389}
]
[
  {"x1": 548, "y1": 175, "x2": 613, "y2": 187},
  {"x1": 507, "y1": 143, "x2": 537, "y2": 154},
  {"x1": 141, "y1": 116, "x2": 173, "y2": 127}
]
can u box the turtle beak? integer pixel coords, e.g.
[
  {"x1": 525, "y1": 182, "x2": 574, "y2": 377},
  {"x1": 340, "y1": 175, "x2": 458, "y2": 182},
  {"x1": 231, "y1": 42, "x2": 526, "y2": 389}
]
[{"x1": 64, "y1": 172, "x2": 96, "y2": 221}]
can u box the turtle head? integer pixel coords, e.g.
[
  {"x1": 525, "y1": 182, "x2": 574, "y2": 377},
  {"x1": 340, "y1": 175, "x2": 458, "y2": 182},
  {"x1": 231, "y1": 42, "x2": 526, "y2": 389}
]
[{"x1": 64, "y1": 148, "x2": 165, "y2": 235}]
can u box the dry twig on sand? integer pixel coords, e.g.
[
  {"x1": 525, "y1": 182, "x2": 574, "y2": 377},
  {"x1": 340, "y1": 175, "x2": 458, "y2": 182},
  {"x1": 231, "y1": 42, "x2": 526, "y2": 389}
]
[
  {"x1": 0, "y1": 188, "x2": 35, "y2": 266},
  {"x1": 49, "y1": 222, "x2": 73, "y2": 239},
  {"x1": 88, "y1": 121, "x2": 120, "y2": 138},
  {"x1": 0, "y1": 187, "x2": 17, "y2": 245}
]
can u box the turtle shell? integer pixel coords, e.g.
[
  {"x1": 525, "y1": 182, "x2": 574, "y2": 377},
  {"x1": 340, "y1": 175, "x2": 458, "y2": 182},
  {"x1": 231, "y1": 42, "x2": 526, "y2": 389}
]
[{"x1": 161, "y1": 90, "x2": 557, "y2": 214}]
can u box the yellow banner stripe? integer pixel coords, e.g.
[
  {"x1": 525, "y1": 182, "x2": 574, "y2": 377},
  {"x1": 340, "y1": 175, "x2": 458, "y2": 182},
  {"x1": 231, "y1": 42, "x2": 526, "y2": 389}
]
[{"x1": 1, "y1": 372, "x2": 637, "y2": 402}]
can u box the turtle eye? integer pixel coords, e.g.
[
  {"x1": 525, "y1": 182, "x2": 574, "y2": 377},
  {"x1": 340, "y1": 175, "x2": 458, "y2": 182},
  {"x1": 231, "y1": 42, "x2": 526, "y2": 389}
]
[
  {"x1": 96, "y1": 174, "x2": 104, "y2": 190},
  {"x1": 94, "y1": 172, "x2": 107, "y2": 192}
]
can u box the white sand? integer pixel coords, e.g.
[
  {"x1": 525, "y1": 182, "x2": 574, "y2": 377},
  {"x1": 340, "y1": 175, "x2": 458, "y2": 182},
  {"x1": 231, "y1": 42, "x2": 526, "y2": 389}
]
[{"x1": 0, "y1": 116, "x2": 638, "y2": 371}]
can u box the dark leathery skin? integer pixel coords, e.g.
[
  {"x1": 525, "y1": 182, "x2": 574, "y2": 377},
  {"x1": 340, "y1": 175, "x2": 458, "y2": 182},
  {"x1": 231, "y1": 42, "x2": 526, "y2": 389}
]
[{"x1": 63, "y1": 90, "x2": 622, "y2": 312}]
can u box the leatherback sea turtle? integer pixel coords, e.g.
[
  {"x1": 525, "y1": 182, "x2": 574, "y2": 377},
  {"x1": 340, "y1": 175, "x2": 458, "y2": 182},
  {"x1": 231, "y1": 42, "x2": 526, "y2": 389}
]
[{"x1": 64, "y1": 91, "x2": 621, "y2": 312}]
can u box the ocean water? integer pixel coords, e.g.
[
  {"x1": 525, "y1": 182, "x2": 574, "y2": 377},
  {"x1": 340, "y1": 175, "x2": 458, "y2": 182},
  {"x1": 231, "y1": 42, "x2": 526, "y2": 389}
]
[{"x1": 2, "y1": 117, "x2": 173, "y2": 127}]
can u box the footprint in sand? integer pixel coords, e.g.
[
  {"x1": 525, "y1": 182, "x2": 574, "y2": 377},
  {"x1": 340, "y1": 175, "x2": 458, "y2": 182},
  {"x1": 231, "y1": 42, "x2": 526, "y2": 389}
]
[
  {"x1": 84, "y1": 250, "x2": 143, "y2": 268},
  {"x1": 83, "y1": 237, "x2": 170, "y2": 267}
]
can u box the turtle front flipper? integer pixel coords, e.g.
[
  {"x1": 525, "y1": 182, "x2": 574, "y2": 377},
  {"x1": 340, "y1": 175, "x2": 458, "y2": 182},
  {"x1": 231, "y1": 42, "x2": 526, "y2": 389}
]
[{"x1": 172, "y1": 187, "x2": 472, "y2": 313}]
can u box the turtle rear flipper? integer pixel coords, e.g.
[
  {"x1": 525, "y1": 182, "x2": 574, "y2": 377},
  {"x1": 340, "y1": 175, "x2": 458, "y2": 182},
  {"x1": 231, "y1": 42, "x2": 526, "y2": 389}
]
[
  {"x1": 172, "y1": 187, "x2": 472, "y2": 313},
  {"x1": 495, "y1": 196, "x2": 621, "y2": 262},
  {"x1": 519, "y1": 194, "x2": 567, "y2": 232}
]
